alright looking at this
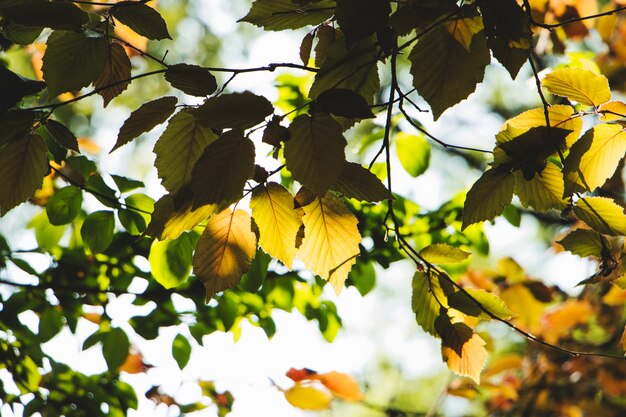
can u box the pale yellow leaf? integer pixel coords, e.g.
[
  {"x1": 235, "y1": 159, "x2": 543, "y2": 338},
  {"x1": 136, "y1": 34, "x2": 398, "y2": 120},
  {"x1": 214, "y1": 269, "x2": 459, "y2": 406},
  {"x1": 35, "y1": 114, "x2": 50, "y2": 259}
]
[
  {"x1": 574, "y1": 197, "x2": 626, "y2": 236},
  {"x1": 514, "y1": 161, "x2": 567, "y2": 211},
  {"x1": 599, "y1": 100, "x2": 626, "y2": 121},
  {"x1": 542, "y1": 68, "x2": 611, "y2": 107},
  {"x1": 419, "y1": 243, "x2": 471, "y2": 264},
  {"x1": 563, "y1": 124, "x2": 626, "y2": 193},
  {"x1": 445, "y1": 16, "x2": 484, "y2": 51},
  {"x1": 250, "y1": 182, "x2": 302, "y2": 269},
  {"x1": 311, "y1": 371, "x2": 365, "y2": 401},
  {"x1": 192, "y1": 208, "x2": 257, "y2": 299},
  {"x1": 145, "y1": 194, "x2": 219, "y2": 240},
  {"x1": 297, "y1": 193, "x2": 361, "y2": 293},
  {"x1": 284, "y1": 383, "x2": 332, "y2": 410}
]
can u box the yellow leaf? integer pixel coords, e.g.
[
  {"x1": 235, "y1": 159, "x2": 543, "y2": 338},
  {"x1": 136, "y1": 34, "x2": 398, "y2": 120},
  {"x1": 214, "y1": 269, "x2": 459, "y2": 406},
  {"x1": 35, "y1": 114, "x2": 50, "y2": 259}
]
[
  {"x1": 574, "y1": 197, "x2": 626, "y2": 236},
  {"x1": 599, "y1": 100, "x2": 626, "y2": 121},
  {"x1": 482, "y1": 354, "x2": 523, "y2": 379},
  {"x1": 514, "y1": 161, "x2": 567, "y2": 211},
  {"x1": 539, "y1": 300, "x2": 592, "y2": 344},
  {"x1": 145, "y1": 194, "x2": 219, "y2": 240},
  {"x1": 284, "y1": 382, "x2": 332, "y2": 410},
  {"x1": 419, "y1": 243, "x2": 471, "y2": 264},
  {"x1": 311, "y1": 371, "x2": 365, "y2": 401},
  {"x1": 445, "y1": 16, "x2": 484, "y2": 51},
  {"x1": 500, "y1": 284, "x2": 545, "y2": 332},
  {"x1": 436, "y1": 317, "x2": 487, "y2": 384},
  {"x1": 297, "y1": 193, "x2": 361, "y2": 293},
  {"x1": 542, "y1": 68, "x2": 611, "y2": 107},
  {"x1": 250, "y1": 182, "x2": 302, "y2": 269},
  {"x1": 192, "y1": 208, "x2": 257, "y2": 300},
  {"x1": 496, "y1": 105, "x2": 581, "y2": 148},
  {"x1": 563, "y1": 124, "x2": 626, "y2": 193}
]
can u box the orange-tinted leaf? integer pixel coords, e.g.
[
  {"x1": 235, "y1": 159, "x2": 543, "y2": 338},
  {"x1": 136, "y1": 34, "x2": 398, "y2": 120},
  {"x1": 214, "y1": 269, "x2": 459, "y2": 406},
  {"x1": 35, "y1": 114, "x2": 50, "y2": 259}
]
[
  {"x1": 311, "y1": 371, "x2": 365, "y2": 401},
  {"x1": 539, "y1": 300, "x2": 592, "y2": 344},
  {"x1": 286, "y1": 367, "x2": 317, "y2": 382},
  {"x1": 436, "y1": 316, "x2": 487, "y2": 384}
]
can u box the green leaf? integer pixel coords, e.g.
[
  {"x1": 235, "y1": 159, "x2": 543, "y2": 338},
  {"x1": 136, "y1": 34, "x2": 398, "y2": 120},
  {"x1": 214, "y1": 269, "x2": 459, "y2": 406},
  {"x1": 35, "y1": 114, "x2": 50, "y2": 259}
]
[
  {"x1": 165, "y1": 64, "x2": 218, "y2": 97},
  {"x1": 331, "y1": 162, "x2": 392, "y2": 202},
  {"x1": 240, "y1": 249, "x2": 271, "y2": 293},
  {"x1": 0, "y1": 21, "x2": 42, "y2": 45},
  {"x1": 85, "y1": 174, "x2": 118, "y2": 208},
  {"x1": 190, "y1": 91, "x2": 274, "y2": 129},
  {"x1": 94, "y1": 42, "x2": 131, "y2": 107},
  {"x1": 313, "y1": 89, "x2": 375, "y2": 119},
  {"x1": 238, "y1": 0, "x2": 335, "y2": 31},
  {"x1": 419, "y1": 244, "x2": 471, "y2": 264},
  {"x1": 574, "y1": 197, "x2": 626, "y2": 236},
  {"x1": 113, "y1": 1, "x2": 171, "y2": 40},
  {"x1": 563, "y1": 124, "x2": 626, "y2": 194},
  {"x1": 46, "y1": 186, "x2": 82, "y2": 225},
  {"x1": 81, "y1": 210, "x2": 115, "y2": 253},
  {"x1": 38, "y1": 307, "x2": 65, "y2": 343},
  {"x1": 112, "y1": 96, "x2": 178, "y2": 152},
  {"x1": 502, "y1": 204, "x2": 521, "y2": 227},
  {"x1": 172, "y1": 334, "x2": 192, "y2": 370},
  {"x1": 118, "y1": 193, "x2": 154, "y2": 234},
  {"x1": 335, "y1": 0, "x2": 390, "y2": 46},
  {"x1": 557, "y1": 229, "x2": 604, "y2": 258},
  {"x1": 409, "y1": 26, "x2": 489, "y2": 120},
  {"x1": 45, "y1": 120, "x2": 79, "y2": 152},
  {"x1": 478, "y1": 0, "x2": 531, "y2": 78},
  {"x1": 149, "y1": 233, "x2": 195, "y2": 289},
  {"x1": 154, "y1": 110, "x2": 218, "y2": 194},
  {"x1": 27, "y1": 211, "x2": 65, "y2": 251},
  {"x1": 190, "y1": 130, "x2": 255, "y2": 207},
  {"x1": 542, "y1": 68, "x2": 611, "y2": 107},
  {"x1": 412, "y1": 271, "x2": 447, "y2": 336},
  {"x1": 448, "y1": 288, "x2": 517, "y2": 320},
  {"x1": 396, "y1": 131, "x2": 431, "y2": 177},
  {"x1": 462, "y1": 168, "x2": 516, "y2": 230},
  {"x1": 0, "y1": 134, "x2": 48, "y2": 216},
  {"x1": 514, "y1": 161, "x2": 567, "y2": 211},
  {"x1": 309, "y1": 37, "x2": 380, "y2": 105},
  {"x1": 111, "y1": 175, "x2": 144, "y2": 193},
  {"x1": 284, "y1": 114, "x2": 346, "y2": 196},
  {"x1": 102, "y1": 328, "x2": 130, "y2": 371},
  {"x1": 42, "y1": 30, "x2": 108, "y2": 97},
  {"x1": 0, "y1": 0, "x2": 89, "y2": 30},
  {"x1": 348, "y1": 261, "x2": 376, "y2": 296}
]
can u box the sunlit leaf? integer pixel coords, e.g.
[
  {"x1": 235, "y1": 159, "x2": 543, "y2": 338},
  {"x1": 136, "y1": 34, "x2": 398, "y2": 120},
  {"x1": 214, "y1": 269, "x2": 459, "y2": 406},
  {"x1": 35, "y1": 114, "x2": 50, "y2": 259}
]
[
  {"x1": 297, "y1": 192, "x2": 361, "y2": 293},
  {"x1": 448, "y1": 288, "x2": 516, "y2": 320},
  {"x1": 574, "y1": 197, "x2": 626, "y2": 236},
  {"x1": 540, "y1": 300, "x2": 593, "y2": 343},
  {"x1": 145, "y1": 194, "x2": 220, "y2": 240},
  {"x1": 396, "y1": 131, "x2": 431, "y2": 177},
  {"x1": 436, "y1": 315, "x2": 487, "y2": 384},
  {"x1": 81, "y1": 210, "x2": 115, "y2": 253},
  {"x1": 557, "y1": 229, "x2": 605, "y2": 258},
  {"x1": 445, "y1": 15, "x2": 484, "y2": 51},
  {"x1": 542, "y1": 68, "x2": 611, "y2": 107},
  {"x1": 419, "y1": 243, "x2": 471, "y2": 264},
  {"x1": 250, "y1": 182, "x2": 302, "y2": 269},
  {"x1": 514, "y1": 162, "x2": 567, "y2": 211},
  {"x1": 311, "y1": 371, "x2": 365, "y2": 401},
  {"x1": 462, "y1": 168, "x2": 515, "y2": 229},
  {"x1": 286, "y1": 367, "x2": 317, "y2": 382},
  {"x1": 172, "y1": 334, "x2": 192, "y2": 370},
  {"x1": 598, "y1": 100, "x2": 626, "y2": 121},
  {"x1": 192, "y1": 208, "x2": 257, "y2": 300},
  {"x1": 154, "y1": 109, "x2": 218, "y2": 194},
  {"x1": 500, "y1": 284, "x2": 545, "y2": 331},
  {"x1": 149, "y1": 233, "x2": 195, "y2": 289},
  {"x1": 284, "y1": 382, "x2": 332, "y2": 410},
  {"x1": 331, "y1": 162, "x2": 391, "y2": 202},
  {"x1": 412, "y1": 271, "x2": 447, "y2": 336},
  {"x1": 46, "y1": 186, "x2": 82, "y2": 225}
]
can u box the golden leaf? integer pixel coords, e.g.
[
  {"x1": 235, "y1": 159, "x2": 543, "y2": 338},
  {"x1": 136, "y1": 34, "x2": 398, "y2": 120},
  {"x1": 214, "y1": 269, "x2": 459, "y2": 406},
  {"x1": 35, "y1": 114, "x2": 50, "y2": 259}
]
[
  {"x1": 542, "y1": 68, "x2": 611, "y2": 107},
  {"x1": 284, "y1": 382, "x2": 332, "y2": 410},
  {"x1": 445, "y1": 16, "x2": 484, "y2": 51},
  {"x1": 311, "y1": 371, "x2": 365, "y2": 401}
]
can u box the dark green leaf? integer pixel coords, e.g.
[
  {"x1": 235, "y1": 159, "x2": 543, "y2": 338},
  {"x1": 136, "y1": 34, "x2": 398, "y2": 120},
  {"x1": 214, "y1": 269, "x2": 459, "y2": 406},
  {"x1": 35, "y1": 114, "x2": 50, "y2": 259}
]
[
  {"x1": 112, "y1": 96, "x2": 177, "y2": 152},
  {"x1": 165, "y1": 64, "x2": 218, "y2": 97},
  {"x1": 85, "y1": 175, "x2": 118, "y2": 208},
  {"x1": 390, "y1": 0, "x2": 457, "y2": 36},
  {"x1": 172, "y1": 334, "x2": 192, "y2": 370},
  {"x1": 82, "y1": 331, "x2": 103, "y2": 350},
  {"x1": 113, "y1": 1, "x2": 171, "y2": 40},
  {"x1": 66, "y1": 155, "x2": 97, "y2": 179},
  {"x1": 314, "y1": 88, "x2": 375, "y2": 119},
  {"x1": 42, "y1": 30, "x2": 108, "y2": 97},
  {"x1": 190, "y1": 91, "x2": 274, "y2": 129},
  {"x1": 102, "y1": 328, "x2": 130, "y2": 371},
  {"x1": 240, "y1": 249, "x2": 271, "y2": 293},
  {"x1": 557, "y1": 229, "x2": 604, "y2": 258},
  {"x1": 10, "y1": 257, "x2": 38, "y2": 275},
  {"x1": 0, "y1": 66, "x2": 46, "y2": 113},
  {"x1": 38, "y1": 307, "x2": 65, "y2": 343},
  {"x1": 502, "y1": 204, "x2": 521, "y2": 227},
  {"x1": 0, "y1": 20, "x2": 43, "y2": 45},
  {"x1": 335, "y1": 0, "x2": 390, "y2": 46},
  {"x1": 0, "y1": 110, "x2": 36, "y2": 145},
  {"x1": 81, "y1": 210, "x2": 115, "y2": 253},
  {"x1": 238, "y1": 0, "x2": 335, "y2": 31},
  {"x1": 45, "y1": 120, "x2": 79, "y2": 152},
  {"x1": 46, "y1": 186, "x2": 83, "y2": 225},
  {"x1": 331, "y1": 162, "x2": 391, "y2": 202},
  {"x1": 0, "y1": 0, "x2": 89, "y2": 30}
]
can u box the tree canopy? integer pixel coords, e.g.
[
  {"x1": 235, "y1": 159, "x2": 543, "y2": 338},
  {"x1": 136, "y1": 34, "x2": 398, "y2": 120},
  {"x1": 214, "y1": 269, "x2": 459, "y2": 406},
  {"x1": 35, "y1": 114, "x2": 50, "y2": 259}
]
[{"x1": 1, "y1": 0, "x2": 626, "y2": 416}]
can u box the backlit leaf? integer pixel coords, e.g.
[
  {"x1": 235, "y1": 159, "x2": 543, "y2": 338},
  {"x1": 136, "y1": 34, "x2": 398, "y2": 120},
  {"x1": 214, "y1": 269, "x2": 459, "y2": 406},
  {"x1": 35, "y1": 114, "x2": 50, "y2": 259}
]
[
  {"x1": 335, "y1": 0, "x2": 390, "y2": 46},
  {"x1": 462, "y1": 168, "x2": 515, "y2": 230},
  {"x1": 45, "y1": 120, "x2": 79, "y2": 152},
  {"x1": 191, "y1": 130, "x2": 255, "y2": 207},
  {"x1": 396, "y1": 131, "x2": 431, "y2": 177},
  {"x1": 300, "y1": 32, "x2": 314, "y2": 65},
  {"x1": 445, "y1": 15, "x2": 484, "y2": 51},
  {"x1": 436, "y1": 316, "x2": 487, "y2": 384},
  {"x1": 149, "y1": 233, "x2": 195, "y2": 289},
  {"x1": 542, "y1": 68, "x2": 611, "y2": 107},
  {"x1": 46, "y1": 186, "x2": 82, "y2": 225},
  {"x1": 192, "y1": 208, "x2": 257, "y2": 300},
  {"x1": 311, "y1": 371, "x2": 365, "y2": 401},
  {"x1": 514, "y1": 161, "x2": 567, "y2": 211},
  {"x1": 419, "y1": 243, "x2": 471, "y2": 264},
  {"x1": 557, "y1": 229, "x2": 604, "y2": 258},
  {"x1": 42, "y1": 30, "x2": 108, "y2": 97},
  {"x1": 81, "y1": 210, "x2": 115, "y2": 253},
  {"x1": 284, "y1": 114, "x2": 346, "y2": 196},
  {"x1": 145, "y1": 194, "x2": 220, "y2": 240},
  {"x1": 113, "y1": 1, "x2": 171, "y2": 40},
  {"x1": 409, "y1": 26, "x2": 489, "y2": 120},
  {"x1": 112, "y1": 96, "x2": 178, "y2": 152},
  {"x1": 154, "y1": 110, "x2": 218, "y2": 194},
  {"x1": 250, "y1": 182, "x2": 302, "y2": 269},
  {"x1": 500, "y1": 284, "x2": 545, "y2": 331},
  {"x1": 165, "y1": 64, "x2": 218, "y2": 97},
  {"x1": 412, "y1": 271, "x2": 447, "y2": 336},
  {"x1": 331, "y1": 162, "x2": 391, "y2": 202},
  {"x1": 539, "y1": 300, "x2": 592, "y2": 344},
  {"x1": 172, "y1": 334, "x2": 192, "y2": 370},
  {"x1": 297, "y1": 193, "x2": 361, "y2": 293},
  {"x1": 574, "y1": 197, "x2": 626, "y2": 236},
  {"x1": 94, "y1": 42, "x2": 131, "y2": 107},
  {"x1": 239, "y1": 0, "x2": 335, "y2": 31},
  {"x1": 448, "y1": 288, "x2": 516, "y2": 320},
  {"x1": 599, "y1": 100, "x2": 626, "y2": 121},
  {"x1": 284, "y1": 383, "x2": 332, "y2": 410},
  {"x1": 191, "y1": 91, "x2": 274, "y2": 129},
  {"x1": 0, "y1": 134, "x2": 47, "y2": 216},
  {"x1": 563, "y1": 124, "x2": 626, "y2": 193}
]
